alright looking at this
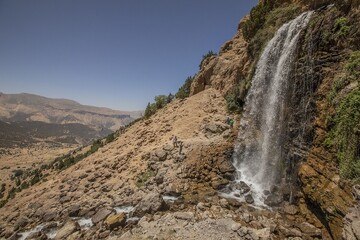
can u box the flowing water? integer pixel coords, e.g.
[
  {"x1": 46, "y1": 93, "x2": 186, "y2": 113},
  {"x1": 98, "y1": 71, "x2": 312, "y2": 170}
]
[{"x1": 228, "y1": 11, "x2": 313, "y2": 206}]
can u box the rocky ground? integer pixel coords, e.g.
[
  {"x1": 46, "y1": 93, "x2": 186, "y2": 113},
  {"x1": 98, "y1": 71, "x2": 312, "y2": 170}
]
[{"x1": 0, "y1": 88, "x2": 342, "y2": 240}]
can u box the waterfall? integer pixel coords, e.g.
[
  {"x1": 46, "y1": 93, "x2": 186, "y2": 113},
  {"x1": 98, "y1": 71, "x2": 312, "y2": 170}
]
[{"x1": 229, "y1": 11, "x2": 313, "y2": 206}]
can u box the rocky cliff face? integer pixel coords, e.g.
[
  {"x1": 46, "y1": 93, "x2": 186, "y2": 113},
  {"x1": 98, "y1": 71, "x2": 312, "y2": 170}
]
[{"x1": 190, "y1": 0, "x2": 360, "y2": 239}]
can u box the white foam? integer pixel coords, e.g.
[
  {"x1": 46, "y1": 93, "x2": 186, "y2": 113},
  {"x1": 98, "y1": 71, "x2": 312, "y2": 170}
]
[
  {"x1": 77, "y1": 218, "x2": 93, "y2": 229},
  {"x1": 162, "y1": 195, "x2": 179, "y2": 202},
  {"x1": 114, "y1": 206, "x2": 135, "y2": 214}
]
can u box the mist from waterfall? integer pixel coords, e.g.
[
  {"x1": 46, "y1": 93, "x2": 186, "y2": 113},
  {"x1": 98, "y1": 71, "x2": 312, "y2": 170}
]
[{"x1": 230, "y1": 11, "x2": 313, "y2": 206}]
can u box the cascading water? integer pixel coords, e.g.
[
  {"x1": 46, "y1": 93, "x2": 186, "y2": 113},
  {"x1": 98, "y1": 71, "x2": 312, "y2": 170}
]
[{"x1": 227, "y1": 11, "x2": 313, "y2": 206}]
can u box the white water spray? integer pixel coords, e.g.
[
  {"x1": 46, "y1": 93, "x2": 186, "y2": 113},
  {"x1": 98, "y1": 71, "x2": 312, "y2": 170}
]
[{"x1": 230, "y1": 11, "x2": 313, "y2": 205}]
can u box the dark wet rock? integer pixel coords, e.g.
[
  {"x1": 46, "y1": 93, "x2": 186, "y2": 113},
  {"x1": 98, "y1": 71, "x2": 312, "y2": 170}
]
[
  {"x1": 223, "y1": 173, "x2": 235, "y2": 181},
  {"x1": 92, "y1": 208, "x2": 113, "y2": 224},
  {"x1": 68, "y1": 205, "x2": 81, "y2": 217},
  {"x1": 133, "y1": 193, "x2": 168, "y2": 217},
  {"x1": 231, "y1": 181, "x2": 251, "y2": 194},
  {"x1": 264, "y1": 193, "x2": 283, "y2": 207},
  {"x1": 245, "y1": 194, "x2": 254, "y2": 204}
]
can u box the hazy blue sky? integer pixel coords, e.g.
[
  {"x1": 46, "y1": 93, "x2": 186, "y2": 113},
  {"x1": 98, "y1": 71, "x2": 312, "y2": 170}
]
[{"x1": 0, "y1": 0, "x2": 257, "y2": 110}]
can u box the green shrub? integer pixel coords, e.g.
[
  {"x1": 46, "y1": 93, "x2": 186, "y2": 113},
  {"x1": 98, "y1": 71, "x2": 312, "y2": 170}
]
[
  {"x1": 176, "y1": 76, "x2": 194, "y2": 99},
  {"x1": 346, "y1": 51, "x2": 360, "y2": 79},
  {"x1": 246, "y1": 3, "x2": 301, "y2": 58},
  {"x1": 226, "y1": 90, "x2": 243, "y2": 114},
  {"x1": 136, "y1": 169, "x2": 155, "y2": 188},
  {"x1": 199, "y1": 51, "x2": 216, "y2": 69},
  {"x1": 333, "y1": 88, "x2": 360, "y2": 179},
  {"x1": 154, "y1": 95, "x2": 168, "y2": 109},
  {"x1": 333, "y1": 17, "x2": 350, "y2": 40},
  {"x1": 242, "y1": 0, "x2": 274, "y2": 41},
  {"x1": 105, "y1": 132, "x2": 116, "y2": 144},
  {"x1": 144, "y1": 102, "x2": 156, "y2": 119}
]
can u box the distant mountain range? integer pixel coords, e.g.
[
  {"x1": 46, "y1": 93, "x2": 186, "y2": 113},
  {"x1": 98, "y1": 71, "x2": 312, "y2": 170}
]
[{"x1": 0, "y1": 92, "x2": 142, "y2": 147}]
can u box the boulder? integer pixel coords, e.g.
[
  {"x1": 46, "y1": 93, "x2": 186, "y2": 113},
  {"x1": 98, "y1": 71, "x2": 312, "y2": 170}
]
[
  {"x1": 13, "y1": 217, "x2": 29, "y2": 231},
  {"x1": 55, "y1": 220, "x2": 79, "y2": 240},
  {"x1": 155, "y1": 149, "x2": 167, "y2": 161},
  {"x1": 231, "y1": 181, "x2": 251, "y2": 194},
  {"x1": 211, "y1": 178, "x2": 229, "y2": 190},
  {"x1": 218, "y1": 159, "x2": 235, "y2": 174},
  {"x1": 92, "y1": 208, "x2": 113, "y2": 224},
  {"x1": 133, "y1": 193, "x2": 168, "y2": 217},
  {"x1": 105, "y1": 213, "x2": 127, "y2": 230},
  {"x1": 245, "y1": 194, "x2": 254, "y2": 204},
  {"x1": 284, "y1": 204, "x2": 299, "y2": 215},
  {"x1": 297, "y1": 222, "x2": 322, "y2": 237},
  {"x1": 68, "y1": 205, "x2": 81, "y2": 217},
  {"x1": 43, "y1": 211, "x2": 57, "y2": 222},
  {"x1": 264, "y1": 193, "x2": 283, "y2": 207}
]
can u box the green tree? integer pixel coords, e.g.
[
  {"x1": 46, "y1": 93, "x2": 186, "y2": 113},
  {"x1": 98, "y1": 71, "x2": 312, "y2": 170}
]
[
  {"x1": 199, "y1": 51, "x2": 216, "y2": 69},
  {"x1": 176, "y1": 76, "x2": 194, "y2": 99},
  {"x1": 144, "y1": 102, "x2": 156, "y2": 119},
  {"x1": 154, "y1": 95, "x2": 167, "y2": 109},
  {"x1": 167, "y1": 93, "x2": 174, "y2": 104}
]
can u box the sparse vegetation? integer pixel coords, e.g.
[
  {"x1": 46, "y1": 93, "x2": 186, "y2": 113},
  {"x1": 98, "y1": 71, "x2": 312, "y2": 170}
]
[
  {"x1": 144, "y1": 94, "x2": 170, "y2": 119},
  {"x1": 175, "y1": 76, "x2": 194, "y2": 100},
  {"x1": 226, "y1": 89, "x2": 243, "y2": 114},
  {"x1": 242, "y1": 0, "x2": 274, "y2": 41},
  {"x1": 199, "y1": 51, "x2": 216, "y2": 69},
  {"x1": 324, "y1": 51, "x2": 360, "y2": 179},
  {"x1": 246, "y1": 3, "x2": 301, "y2": 58},
  {"x1": 135, "y1": 169, "x2": 155, "y2": 188},
  {"x1": 225, "y1": 76, "x2": 248, "y2": 114},
  {"x1": 333, "y1": 17, "x2": 350, "y2": 40}
]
